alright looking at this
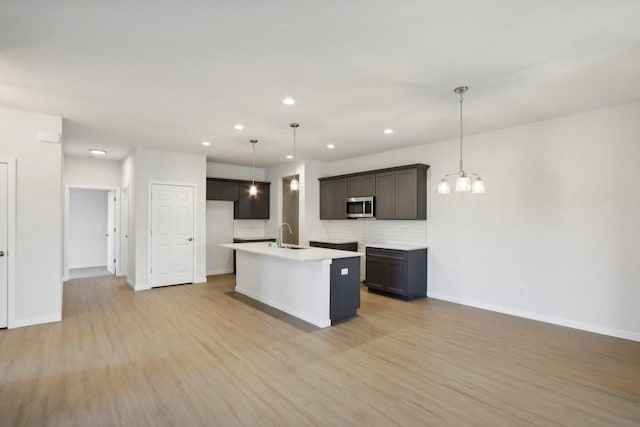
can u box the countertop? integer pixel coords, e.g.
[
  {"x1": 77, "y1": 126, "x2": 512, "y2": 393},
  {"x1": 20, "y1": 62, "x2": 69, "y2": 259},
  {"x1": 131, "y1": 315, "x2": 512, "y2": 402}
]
[
  {"x1": 221, "y1": 242, "x2": 363, "y2": 262},
  {"x1": 365, "y1": 242, "x2": 428, "y2": 251}
]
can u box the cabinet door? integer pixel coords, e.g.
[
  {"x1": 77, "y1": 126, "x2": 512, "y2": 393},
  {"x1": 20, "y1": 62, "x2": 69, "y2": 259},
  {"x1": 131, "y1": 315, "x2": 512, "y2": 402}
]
[
  {"x1": 333, "y1": 178, "x2": 348, "y2": 219},
  {"x1": 235, "y1": 183, "x2": 270, "y2": 219},
  {"x1": 386, "y1": 261, "x2": 408, "y2": 294},
  {"x1": 347, "y1": 176, "x2": 361, "y2": 198},
  {"x1": 395, "y1": 168, "x2": 418, "y2": 219},
  {"x1": 366, "y1": 257, "x2": 387, "y2": 290},
  {"x1": 253, "y1": 183, "x2": 270, "y2": 219},
  {"x1": 375, "y1": 172, "x2": 396, "y2": 219},
  {"x1": 347, "y1": 174, "x2": 375, "y2": 197},
  {"x1": 320, "y1": 180, "x2": 334, "y2": 219},
  {"x1": 219, "y1": 181, "x2": 239, "y2": 201},
  {"x1": 361, "y1": 174, "x2": 376, "y2": 196},
  {"x1": 206, "y1": 180, "x2": 220, "y2": 200}
]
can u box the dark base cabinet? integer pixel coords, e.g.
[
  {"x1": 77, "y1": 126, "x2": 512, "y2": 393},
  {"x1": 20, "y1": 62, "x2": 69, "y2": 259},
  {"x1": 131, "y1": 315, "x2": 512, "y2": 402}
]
[
  {"x1": 330, "y1": 257, "x2": 361, "y2": 324},
  {"x1": 365, "y1": 247, "x2": 427, "y2": 299},
  {"x1": 309, "y1": 241, "x2": 358, "y2": 252}
]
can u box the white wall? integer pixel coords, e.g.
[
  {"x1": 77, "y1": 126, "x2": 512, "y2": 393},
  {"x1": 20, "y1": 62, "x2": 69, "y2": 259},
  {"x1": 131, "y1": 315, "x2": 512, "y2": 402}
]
[
  {"x1": 207, "y1": 161, "x2": 265, "y2": 181},
  {"x1": 206, "y1": 201, "x2": 234, "y2": 275},
  {"x1": 121, "y1": 152, "x2": 136, "y2": 286},
  {"x1": 64, "y1": 156, "x2": 121, "y2": 188},
  {"x1": 0, "y1": 106, "x2": 63, "y2": 327},
  {"x1": 68, "y1": 189, "x2": 109, "y2": 268},
  {"x1": 133, "y1": 147, "x2": 207, "y2": 289},
  {"x1": 325, "y1": 102, "x2": 640, "y2": 341}
]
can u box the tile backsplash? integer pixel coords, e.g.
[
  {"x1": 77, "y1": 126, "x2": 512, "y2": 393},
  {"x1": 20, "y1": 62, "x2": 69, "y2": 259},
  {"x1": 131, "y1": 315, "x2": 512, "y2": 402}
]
[
  {"x1": 321, "y1": 219, "x2": 427, "y2": 247},
  {"x1": 233, "y1": 220, "x2": 267, "y2": 238}
]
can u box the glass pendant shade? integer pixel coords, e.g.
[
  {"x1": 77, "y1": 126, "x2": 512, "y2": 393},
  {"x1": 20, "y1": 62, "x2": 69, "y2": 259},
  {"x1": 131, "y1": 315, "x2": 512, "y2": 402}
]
[
  {"x1": 249, "y1": 184, "x2": 258, "y2": 196},
  {"x1": 438, "y1": 179, "x2": 451, "y2": 194},
  {"x1": 456, "y1": 174, "x2": 471, "y2": 192},
  {"x1": 472, "y1": 178, "x2": 485, "y2": 194},
  {"x1": 290, "y1": 178, "x2": 299, "y2": 191}
]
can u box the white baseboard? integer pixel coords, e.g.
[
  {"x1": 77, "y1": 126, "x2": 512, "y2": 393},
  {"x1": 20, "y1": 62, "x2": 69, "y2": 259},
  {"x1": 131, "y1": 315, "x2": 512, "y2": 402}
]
[
  {"x1": 236, "y1": 286, "x2": 330, "y2": 328},
  {"x1": 11, "y1": 313, "x2": 62, "y2": 329},
  {"x1": 428, "y1": 292, "x2": 640, "y2": 343},
  {"x1": 69, "y1": 264, "x2": 107, "y2": 270},
  {"x1": 206, "y1": 268, "x2": 233, "y2": 276},
  {"x1": 195, "y1": 276, "x2": 208, "y2": 283}
]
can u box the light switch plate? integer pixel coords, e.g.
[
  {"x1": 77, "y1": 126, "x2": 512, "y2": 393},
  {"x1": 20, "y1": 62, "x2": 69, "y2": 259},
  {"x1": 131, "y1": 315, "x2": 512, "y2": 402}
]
[{"x1": 341, "y1": 268, "x2": 348, "y2": 275}]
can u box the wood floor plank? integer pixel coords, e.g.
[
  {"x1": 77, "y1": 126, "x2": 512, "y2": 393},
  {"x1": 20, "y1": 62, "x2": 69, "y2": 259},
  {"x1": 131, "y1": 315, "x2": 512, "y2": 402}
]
[{"x1": 1, "y1": 274, "x2": 639, "y2": 426}]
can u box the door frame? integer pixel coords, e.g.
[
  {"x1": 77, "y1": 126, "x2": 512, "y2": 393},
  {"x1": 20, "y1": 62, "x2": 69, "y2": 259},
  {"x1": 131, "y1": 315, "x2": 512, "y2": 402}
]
[
  {"x1": 63, "y1": 185, "x2": 121, "y2": 281},
  {"x1": 0, "y1": 158, "x2": 16, "y2": 328},
  {"x1": 147, "y1": 181, "x2": 197, "y2": 288}
]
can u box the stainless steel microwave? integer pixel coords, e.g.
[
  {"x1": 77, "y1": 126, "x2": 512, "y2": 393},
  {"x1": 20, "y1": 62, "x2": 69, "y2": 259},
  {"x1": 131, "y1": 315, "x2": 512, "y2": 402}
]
[{"x1": 346, "y1": 196, "x2": 374, "y2": 218}]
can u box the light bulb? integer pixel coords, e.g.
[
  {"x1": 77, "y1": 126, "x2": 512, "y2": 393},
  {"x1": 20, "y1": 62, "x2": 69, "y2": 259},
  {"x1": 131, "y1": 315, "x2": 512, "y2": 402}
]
[
  {"x1": 472, "y1": 178, "x2": 485, "y2": 194},
  {"x1": 456, "y1": 174, "x2": 471, "y2": 192},
  {"x1": 290, "y1": 178, "x2": 299, "y2": 191},
  {"x1": 249, "y1": 184, "x2": 258, "y2": 196},
  {"x1": 438, "y1": 179, "x2": 451, "y2": 194}
]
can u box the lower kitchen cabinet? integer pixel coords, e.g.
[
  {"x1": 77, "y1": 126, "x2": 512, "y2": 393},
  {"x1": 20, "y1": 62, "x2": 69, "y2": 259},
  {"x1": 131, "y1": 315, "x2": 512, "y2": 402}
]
[{"x1": 365, "y1": 247, "x2": 427, "y2": 299}]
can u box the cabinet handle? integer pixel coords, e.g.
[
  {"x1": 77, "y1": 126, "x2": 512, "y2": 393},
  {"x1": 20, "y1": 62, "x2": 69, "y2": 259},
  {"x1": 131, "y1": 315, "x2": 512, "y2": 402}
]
[{"x1": 0, "y1": 251, "x2": 4, "y2": 257}]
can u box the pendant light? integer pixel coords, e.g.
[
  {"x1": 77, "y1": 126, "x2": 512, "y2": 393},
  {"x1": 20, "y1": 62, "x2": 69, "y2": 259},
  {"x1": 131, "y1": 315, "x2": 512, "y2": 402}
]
[
  {"x1": 289, "y1": 123, "x2": 300, "y2": 191},
  {"x1": 438, "y1": 86, "x2": 485, "y2": 194},
  {"x1": 249, "y1": 139, "x2": 258, "y2": 196}
]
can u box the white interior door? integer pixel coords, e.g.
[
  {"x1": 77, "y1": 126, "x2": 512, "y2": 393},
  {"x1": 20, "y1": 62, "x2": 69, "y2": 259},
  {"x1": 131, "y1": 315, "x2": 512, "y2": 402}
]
[
  {"x1": 107, "y1": 190, "x2": 116, "y2": 274},
  {"x1": 0, "y1": 163, "x2": 8, "y2": 328},
  {"x1": 151, "y1": 184, "x2": 194, "y2": 287},
  {"x1": 206, "y1": 201, "x2": 234, "y2": 275}
]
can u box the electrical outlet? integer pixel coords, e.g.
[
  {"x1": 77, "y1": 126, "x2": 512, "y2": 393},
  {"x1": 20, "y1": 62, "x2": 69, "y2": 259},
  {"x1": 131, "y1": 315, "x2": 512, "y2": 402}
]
[
  {"x1": 341, "y1": 268, "x2": 349, "y2": 276},
  {"x1": 518, "y1": 284, "x2": 525, "y2": 296}
]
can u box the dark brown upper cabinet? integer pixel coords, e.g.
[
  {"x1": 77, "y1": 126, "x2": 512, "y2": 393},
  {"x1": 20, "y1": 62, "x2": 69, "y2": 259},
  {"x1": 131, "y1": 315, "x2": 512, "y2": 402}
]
[
  {"x1": 320, "y1": 178, "x2": 347, "y2": 219},
  {"x1": 319, "y1": 164, "x2": 428, "y2": 220},
  {"x1": 206, "y1": 179, "x2": 239, "y2": 201},
  {"x1": 375, "y1": 171, "x2": 396, "y2": 219},
  {"x1": 206, "y1": 178, "x2": 270, "y2": 219},
  {"x1": 347, "y1": 174, "x2": 376, "y2": 198}
]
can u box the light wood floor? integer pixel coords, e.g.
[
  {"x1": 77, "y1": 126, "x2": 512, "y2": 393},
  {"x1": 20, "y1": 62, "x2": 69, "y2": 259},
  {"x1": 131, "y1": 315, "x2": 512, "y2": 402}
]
[{"x1": 1, "y1": 275, "x2": 639, "y2": 427}]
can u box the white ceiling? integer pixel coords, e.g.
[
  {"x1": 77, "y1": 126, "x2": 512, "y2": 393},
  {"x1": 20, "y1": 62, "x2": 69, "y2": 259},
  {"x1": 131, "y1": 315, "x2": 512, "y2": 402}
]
[{"x1": 1, "y1": 0, "x2": 640, "y2": 166}]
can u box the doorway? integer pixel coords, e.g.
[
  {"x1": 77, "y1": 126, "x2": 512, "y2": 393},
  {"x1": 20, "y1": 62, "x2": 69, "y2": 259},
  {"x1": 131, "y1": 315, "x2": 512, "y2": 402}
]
[
  {"x1": 282, "y1": 175, "x2": 299, "y2": 245},
  {"x1": 0, "y1": 159, "x2": 16, "y2": 328},
  {"x1": 149, "y1": 183, "x2": 195, "y2": 287},
  {"x1": 66, "y1": 188, "x2": 118, "y2": 280}
]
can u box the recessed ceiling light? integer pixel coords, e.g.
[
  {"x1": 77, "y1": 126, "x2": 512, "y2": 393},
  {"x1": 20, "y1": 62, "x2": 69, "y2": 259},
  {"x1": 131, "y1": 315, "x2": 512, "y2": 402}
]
[
  {"x1": 327, "y1": 144, "x2": 335, "y2": 149},
  {"x1": 201, "y1": 141, "x2": 211, "y2": 146},
  {"x1": 234, "y1": 124, "x2": 244, "y2": 130},
  {"x1": 89, "y1": 149, "x2": 107, "y2": 155},
  {"x1": 384, "y1": 128, "x2": 394, "y2": 134},
  {"x1": 286, "y1": 154, "x2": 294, "y2": 159},
  {"x1": 283, "y1": 97, "x2": 295, "y2": 105}
]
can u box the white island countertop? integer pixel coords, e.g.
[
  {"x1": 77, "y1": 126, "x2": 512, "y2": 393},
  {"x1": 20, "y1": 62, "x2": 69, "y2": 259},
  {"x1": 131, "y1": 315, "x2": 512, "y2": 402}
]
[
  {"x1": 365, "y1": 242, "x2": 428, "y2": 251},
  {"x1": 221, "y1": 242, "x2": 363, "y2": 262}
]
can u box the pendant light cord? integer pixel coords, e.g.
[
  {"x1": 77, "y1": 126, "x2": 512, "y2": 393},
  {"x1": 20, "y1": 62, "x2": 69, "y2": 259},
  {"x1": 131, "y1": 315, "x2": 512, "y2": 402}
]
[
  {"x1": 459, "y1": 91, "x2": 464, "y2": 173},
  {"x1": 292, "y1": 126, "x2": 297, "y2": 179},
  {"x1": 252, "y1": 142, "x2": 255, "y2": 185}
]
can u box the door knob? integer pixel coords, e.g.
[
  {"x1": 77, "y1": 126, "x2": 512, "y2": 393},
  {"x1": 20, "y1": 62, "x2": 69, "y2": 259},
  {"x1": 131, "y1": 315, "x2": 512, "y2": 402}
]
[
  {"x1": 187, "y1": 237, "x2": 193, "y2": 242},
  {"x1": 0, "y1": 251, "x2": 4, "y2": 257}
]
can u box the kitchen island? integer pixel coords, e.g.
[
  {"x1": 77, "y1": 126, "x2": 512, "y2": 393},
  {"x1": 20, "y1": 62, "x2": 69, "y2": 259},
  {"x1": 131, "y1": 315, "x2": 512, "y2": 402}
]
[{"x1": 220, "y1": 242, "x2": 363, "y2": 327}]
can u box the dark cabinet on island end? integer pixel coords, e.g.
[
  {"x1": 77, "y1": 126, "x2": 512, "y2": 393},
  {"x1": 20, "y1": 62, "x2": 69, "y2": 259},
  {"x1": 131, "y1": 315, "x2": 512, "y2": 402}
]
[{"x1": 207, "y1": 178, "x2": 270, "y2": 220}]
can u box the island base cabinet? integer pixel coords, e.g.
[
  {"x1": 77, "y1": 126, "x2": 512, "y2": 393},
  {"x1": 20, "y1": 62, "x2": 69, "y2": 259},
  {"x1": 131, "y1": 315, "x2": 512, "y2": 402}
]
[
  {"x1": 329, "y1": 257, "x2": 361, "y2": 324},
  {"x1": 365, "y1": 247, "x2": 427, "y2": 299}
]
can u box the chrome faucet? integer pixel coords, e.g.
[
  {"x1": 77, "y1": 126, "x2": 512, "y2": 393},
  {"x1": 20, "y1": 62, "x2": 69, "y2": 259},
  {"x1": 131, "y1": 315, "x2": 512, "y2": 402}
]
[{"x1": 277, "y1": 223, "x2": 293, "y2": 248}]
